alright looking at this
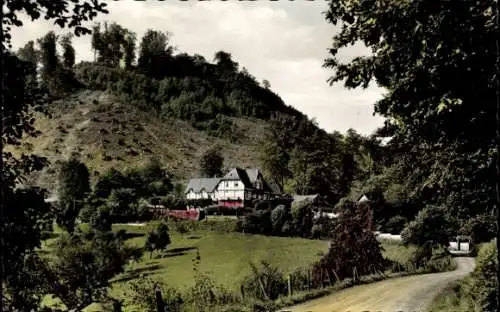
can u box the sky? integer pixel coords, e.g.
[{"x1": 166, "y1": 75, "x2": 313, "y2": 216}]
[{"x1": 9, "y1": 0, "x2": 386, "y2": 135}]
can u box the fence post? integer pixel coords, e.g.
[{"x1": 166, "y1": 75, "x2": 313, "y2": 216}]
[
  {"x1": 155, "y1": 284, "x2": 166, "y2": 312},
  {"x1": 288, "y1": 274, "x2": 292, "y2": 297}
]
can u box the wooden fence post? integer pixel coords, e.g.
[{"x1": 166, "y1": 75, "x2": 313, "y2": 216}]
[
  {"x1": 288, "y1": 274, "x2": 292, "y2": 297},
  {"x1": 155, "y1": 284, "x2": 166, "y2": 312}
]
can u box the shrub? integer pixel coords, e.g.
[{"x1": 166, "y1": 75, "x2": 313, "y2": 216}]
[
  {"x1": 184, "y1": 272, "x2": 238, "y2": 312},
  {"x1": 291, "y1": 201, "x2": 314, "y2": 238},
  {"x1": 383, "y1": 215, "x2": 408, "y2": 234},
  {"x1": 469, "y1": 241, "x2": 497, "y2": 312},
  {"x1": 124, "y1": 276, "x2": 183, "y2": 312},
  {"x1": 240, "y1": 261, "x2": 287, "y2": 301},
  {"x1": 459, "y1": 213, "x2": 496, "y2": 243},
  {"x1": 401, "y1": 205, "x2": 453, "y2": 247},
  {"x1": 270, "y1": 205, "x2": 288, "y2": 235},
  {"x1": 239, "y1": 210, "x2": 272, "y2": 235}
]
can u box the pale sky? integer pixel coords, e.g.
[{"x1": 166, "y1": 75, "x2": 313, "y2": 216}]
[{"x1": 9, "y1": 1, "x2": 386, "y2": 135}]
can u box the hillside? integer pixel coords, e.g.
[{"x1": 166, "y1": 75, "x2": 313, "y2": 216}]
[
  {"x1": 13, "y1": 24, "x2": 348, "y2": 200},
  {"x1": 10, "y1": 89, "x2": 272, "y2": 192}
]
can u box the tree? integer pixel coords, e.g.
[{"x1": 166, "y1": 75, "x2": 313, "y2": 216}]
[
  {"x1": 56, "y1": 155, "x2": 91, "y2": 232},
  {"x1": 291, "y1": 200, "x2": 314, "y2": 238},
  {"x1": 37, "y1": 31, "x2": 59, "y2": 83},
  {"x1": 60, "y1": 33, "x2": 76, "y2": 68},
  {"x1": 199, "y1": 146, "x2": 224, "y2": 178},
  {"x1": 16, "y1": 40, "x2": 38, "y2": 79},
  {"x1": 324, "y1": 0, "x2": 497, "y2": 225},
  {"x1": 260, "y1": 115, "x2": 296, "y2": 189},
  {"x1": 262, "y1": 79, "x2": 271, "y2": 89},
  {"x1": 325, "y1": 2, "x2": 500, "y2": 304},
  {"x1": 91, "y1": 22, "x2": 128, "y2": 66},
  {"x1": 122, "y1": 31, "x2": 137, "y2": 69},
  {"x1": 314, "y1": 201, "x2": 386, "y2": 285},
  {"x1": 144, "y1": 222, "x2": 171, "y2": 259},
  {"x1": 214, "y1": 51, "x2": 238, "y2": 73},
  {"x1": 48, "y1": 230, "x2": 132, "y2": 310},
  {"x1": 2, "y1": 188, "x2": 53, "y2": 310},
  {"x1": 1, "y1": 1, "x2": 108, "y2": 309},
  {"x1": 401, "y1": 205, "x2": 454, "y2": 247},
  {"x1": 94, "y1": 167, "x2": 127, "y2": 198},
  {"x1": 138, "y1": 29, "x2": 174, "y2": 78}
]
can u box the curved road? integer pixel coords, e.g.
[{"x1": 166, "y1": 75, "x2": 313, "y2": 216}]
[{"x1": 282, "y1": 257, "x2": 475, "y2": 312}]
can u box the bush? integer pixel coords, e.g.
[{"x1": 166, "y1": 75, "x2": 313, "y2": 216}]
[
  {"x1": 291, "y1": 201, "x2": 314, "y2": 238},
  {"x1": 383, "y1": 215, "x2": 407, "y2": 234},
  {"x1": 124, "y1": 276, "x2": 183, "y2": 312},
  {"x1": 459, "y1": 213, "x2": 496, "y2": 243},
  {"x1": 401, "y1": 205, "x2": 453, "y2": 247},
  {"x1": 184, "y1": 272, "x2": 238, "y2": 312},
  {"x1": 270, "y1": 205, "x2": 288, "y2": 235},
  {"x1": 144, "y1": 221, "x2": 171, "y2": 259},
  {"x1": 239, "y1": 210, "x2": 272, "y2": 235},
  {"x1": 469, "y1": 241, "x2": 497, "y2": 312},
  {"x1": 241, "y1": 261, "x2": 287, "y2": 301}
]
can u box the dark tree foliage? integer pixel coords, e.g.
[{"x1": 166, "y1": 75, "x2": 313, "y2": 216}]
[
  {"x1": 401, "y1": 205, "x2": 454, "y2": 247},
  {"x1": 138, "y1": 29, "x2": 174, "y2": 78},
  {"x1": 313, "y1": 202, "x2": 386, "y2": 286},
  {"x1": 94, "y1": 167, "x2": 127, "y2": 198},
  {"x1": 91, "y1": 22, "x2": 129, "y2": 67},
  {"x1": 1, "y1": 0, "x2": 108, "y2": 309},
  {"x1": 48, "y1": 230, "x2": 132, "y2": 310},
  {"x1": 199, "y1": 146, "x2": 224, "y2": 178},
  {"x1": 2, "y1": 188, "x2": 53, "y2": 310},
  {"x1": 37, "y1": 31, "x2": 59, "y2": 83},
  {"x1": 324, "y1": 0, "x2": 497, "y2": 231},
  {"x1": 144, "y1": 222, "x2": 171, "y2": 259},
  {"x1": 56, "y1": 156, "x2": 91, "y2": 233},
  {"x1": 60, "y1": 33, "x2": 76, "y2": 68}
]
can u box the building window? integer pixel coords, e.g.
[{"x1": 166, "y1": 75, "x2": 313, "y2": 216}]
[
  {"x1": 235, "y1": 182, "x2": 239, "y2": 188},
  {"x1": 225, "y1": 182, "x2": 229, "y2": 187}
]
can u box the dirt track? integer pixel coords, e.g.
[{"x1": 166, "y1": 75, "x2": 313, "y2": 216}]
[{"x1": 281, "y1": 257, "x2": 475, "y2": 312}]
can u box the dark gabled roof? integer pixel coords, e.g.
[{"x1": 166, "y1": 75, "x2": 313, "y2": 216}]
[
  {"x1": 221, "y1": 167, "x2": 274, "y2": 192},
  {"x1": 185, "y1": 178, "x2": 221, "y2": 194},
  {"x1": 245, "y1": 168, "x2": 259, "y2": 184},
  {"x1": 221, "y1": 167, "x2": 253, "y2": 188}
]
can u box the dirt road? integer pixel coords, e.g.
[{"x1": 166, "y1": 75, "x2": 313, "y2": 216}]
[{"x1": 281, "y1": 257, "x2": 475, "y2": 312}]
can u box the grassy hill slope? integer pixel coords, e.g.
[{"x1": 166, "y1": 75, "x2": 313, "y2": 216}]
[{"x1": 10, "y1": 89, "x2": 271, "y2": 191}]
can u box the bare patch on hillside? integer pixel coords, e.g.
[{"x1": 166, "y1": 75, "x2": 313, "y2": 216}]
[{"x1": 11, "y1": 90, "x2": 271, "y2": 192}]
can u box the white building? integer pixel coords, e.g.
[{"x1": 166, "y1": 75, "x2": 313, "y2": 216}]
[
  {"x1": 185, "y1": 167, "x2": 279, "y2": 207},
  {"x1": 185, "y1": 178, "x2": 221, "y2": 200}
]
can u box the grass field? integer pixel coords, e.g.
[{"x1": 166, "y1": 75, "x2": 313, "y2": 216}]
[
  {"x1": 40, "y1": 223, "x2": 420, "y2": 311},
  {"x1": 109, "y1": 224, "x2": 329, "y2": 294}
]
